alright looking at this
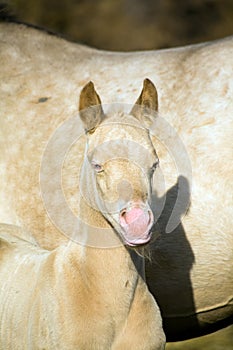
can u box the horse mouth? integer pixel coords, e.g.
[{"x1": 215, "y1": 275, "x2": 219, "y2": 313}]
[
  {"x1": 123, "y1": 232, "x2": 152, "y2": 247},
  {"x1": 119, "y1": 205, "x2": 154, "y2": 247}
]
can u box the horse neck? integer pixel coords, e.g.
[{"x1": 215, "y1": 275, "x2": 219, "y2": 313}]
[
  {"x1": 54, "y1": 240, "x2": 144, "y2": 298},
  {"x1": 60, "y1": 151, "x2": 146, "y2": 288},
  {"x1": 74, "y1": 196, "x2": 145, "y2": 283}
]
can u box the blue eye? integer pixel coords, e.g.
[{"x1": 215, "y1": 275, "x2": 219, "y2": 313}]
[{"x1": 91, "y1": 162, "x2": 103, "y2": 173}]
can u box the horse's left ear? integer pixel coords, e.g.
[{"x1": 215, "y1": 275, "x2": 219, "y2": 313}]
[
  {"x1": 131, "y1": 79, "x2": 158, "y2": 123},
  {"x1": 79, "y1": 81, "x2": 105, "y2": 133}
]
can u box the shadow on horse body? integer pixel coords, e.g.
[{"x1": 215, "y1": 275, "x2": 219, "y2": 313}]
[{"x1": 147, "y1": 176, "x2": 233, "y2": 340}]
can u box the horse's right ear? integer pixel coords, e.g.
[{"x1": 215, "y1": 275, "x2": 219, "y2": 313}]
[{"x1": 79, "y1": 81, "x2": 105, "y2": 133}]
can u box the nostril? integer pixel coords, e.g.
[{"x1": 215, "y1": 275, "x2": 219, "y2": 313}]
[
  {"x1": 120, "y1": 210, "x2": 127, "y2": 226},
  {"x1": 120, "y1": 209, "x2": 126, "y2": 218}
]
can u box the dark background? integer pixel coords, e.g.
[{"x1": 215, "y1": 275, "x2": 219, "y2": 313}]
[{"x1": 2, "y1": 0, "x2": 233, "y2": 50}]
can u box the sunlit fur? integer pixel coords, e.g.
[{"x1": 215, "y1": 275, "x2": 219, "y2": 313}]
[
  {"x1": 0, "y1": 75, "x2": 166, "y2": 348},
  {"x1": 0, "y1": 223, "x2": 165, "y2": 349},
  {"x1": 0, "y1": 22, "x2": 232, "y2": 340}
]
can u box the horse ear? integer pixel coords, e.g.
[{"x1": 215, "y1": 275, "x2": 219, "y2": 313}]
[
  {"x1": 79, "y1": 81, "x2": 105, "y2": 133},
  {"x1": 131, "y1": 79, "x2": 158, "y2": 123}
]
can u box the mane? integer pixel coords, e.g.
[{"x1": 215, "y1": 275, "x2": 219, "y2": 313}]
[
  {"x1": 103, "y1": 112, "x2": 140, "y2": 125},
  {"x1": 101, "y1": 110, "x2": 155, "y2": 131}
]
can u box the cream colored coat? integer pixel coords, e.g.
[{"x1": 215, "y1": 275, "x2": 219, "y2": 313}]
[
  {"x1": 0, "y1": 22, "x2": 232, "y2": 340},
  {"x1": 0, "y1": 224, "x2": 165, "y2": 349}
]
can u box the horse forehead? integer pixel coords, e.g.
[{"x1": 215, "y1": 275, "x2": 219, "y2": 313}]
[
  {"x1": 90, "y1": 122, "x2": 154, "y2": 150},
  {"x1": 88, "y1": 125, "x2": 157, "y2": 167}
]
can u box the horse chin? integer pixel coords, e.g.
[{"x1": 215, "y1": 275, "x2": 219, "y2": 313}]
[
  {"x1": 122, "y1": 230, "x2": 153, "y2": 247},
  {"x1": 122, "y1": 229, "x2": 153, "y2": 261}
]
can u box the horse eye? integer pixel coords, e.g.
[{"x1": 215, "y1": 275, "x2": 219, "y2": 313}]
[{"x1": 91, "y1": 162, "x2": 103, "y2": 173}]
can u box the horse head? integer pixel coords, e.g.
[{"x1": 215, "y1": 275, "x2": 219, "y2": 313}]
[{"x1": 79, "y1": 79, "x2": 159, "y2": 247}]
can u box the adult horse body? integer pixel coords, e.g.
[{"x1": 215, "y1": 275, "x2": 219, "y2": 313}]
[{"x1": 0, "y1": 22, "x2": 232, "y2": 341}]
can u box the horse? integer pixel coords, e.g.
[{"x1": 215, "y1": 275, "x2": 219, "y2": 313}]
[
  {"x1": 0, "y1": 80, "x2": 166, "y2": 349},
  {"x1": 0, "y1": 21, "x2": 232, "y2": 341}
]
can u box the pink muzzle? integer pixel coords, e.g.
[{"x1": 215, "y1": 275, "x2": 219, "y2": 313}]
[{"x1": 119, "y1": 205, "x2": 154, "y2": 246}]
